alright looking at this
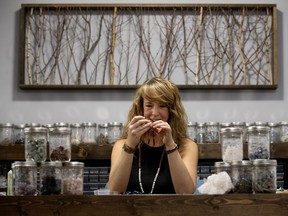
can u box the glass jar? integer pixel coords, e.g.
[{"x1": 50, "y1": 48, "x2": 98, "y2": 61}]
[
  {"x1": 204, "y1": 122, "x2": 219, "y2": 143},
  {"x1": 107, "y1": 122, "x2": 123, "y2": 144},
  {"x1": 187, "y1": 121, "x2": 197, "y2": 142},
  {"x1": 14, "y1": 124, "x2": 26, "y2": 144},
  {"x1": 97, "y1": 123, "x2": 109, "y2": 145},
  {"x1": 231, "y1": 160, "x2": 253, "y2": 193},
  {"x1": 196, "y1": 123, "x2": 206, "y2": 144},
  {"x1": 220, "y1": 127, "x2": 243, "y2": 163},
  {"x1": 49, "y1": 127, "x2": 71, "y2": 162},
  {"x1": 279, "y1": 121, "x2": 288, "y2": 142},
  {"x1": 62, "y1": 162, "x2": 84, "y2": 195},
  {"x1": 269, "y1": 122, "x2": 280, "y2": 143},
  {"x1": 0, "y1": 123, "x2": 14, "y2": 145},
  {"x1": 82, "y1": 122, "x2": 97, "y2": 145},
  {"x1": 252, "y1": 159, "x2": 277, "y2": 193},
  {"x1": 70, "y1": 123, "x2": 83, "y2": 145},
  {"x1": 24, "y1": 127, "x2": 48, "y2": 162},
  {"x1": 247, "y1": 126, "x2": 270, "y2": 160},
  {"x1": 214, "y1": 161, "x2": 231, "y2": 177},
  {"x1": 39, "y1": 161, "x2": 62, "y2": 195},
  {"x1": 12, "y1": 161, "x2": 38, "y2": 196},
  {"x1": 232, "y1": 121, "x2": 246, "y2": 143}
]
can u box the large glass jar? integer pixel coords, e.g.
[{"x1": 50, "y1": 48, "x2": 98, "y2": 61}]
[
  {"x1": 24, "y1": 127, "x2": 48, "y2": 162},
  {"x1": 247, "y1": 126, "x2": 270, "y2": 160},
  {"x1": 279, "y1": 121, "x2": 288, "y2": 142},
  {"x1": 231, "y1": 160, "x2": 253, "y2": 193},
  {"x1": 14, "y1": 124, "x2": 26, "y2": 144},
  {"x1": 107, "y1": 122, "x2": 123, "y2": 144},
  {"x1": 187, "y1": 121, "x2": 197, "y2": 142},
  {"x1": 204, "y1": 122, "x2": 219, "y2": 143},
  {"x1": 196, "y1": 123, "x2": 206, "y2": 144},
  {"x1": 269, "y1": 122, "x2": 280, "y2": 143},
  {"x1": 0, "y1": 123, "x2": 14, "y2": 145},
  {"x1": 12, "y1": 161, "x2": 38, "y2": 196},
  {"x1": 39, "y1": 161, "x2": 62, "y2": 195},
  {"x1": 70, "y1": 123, "x2": 83, "y2": 145},
  {"x1": 220, "y1": 127, "x2": 243, "y2": 163},
  {"x1": 252, "y1": 159, "x2": 277, "y2": 193},
  {"x1": 62, "y1": 162, "x2": 84, "y2": 195},
  {"x1": 97, "y1": 123, "x2": 109, "y2": 145},
  {"x1": 82, "y1": 122, "x2": 97, "y2": 145},
  {"x1": 49, "y1": 127, "x2": 71, "y2": 162}
]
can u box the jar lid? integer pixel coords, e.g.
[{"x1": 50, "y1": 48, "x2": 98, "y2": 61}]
[
  {"x1": 40, "y1": 161, "x2": 63, "y2": 167},
  {"x1": 12, "y1": 161, "x2": 37, "y2": 167},
  {"x1": 253, "y1": 121, "x2": 269, "y2": 126},
  {"x1": 214, "y1": 161, "x2": 231, "y2": 168},
  {"x1": 247, "y1": 126, "x2": 270, "y2": 132},
  {"x1": 53, "y1": 122, "x2": 69, "y2": 127},
  {"x1": 0, "y1": 123, "x2": 14, "y2": 127},
  {"x1": 70, "y1": 123, "x2": 82, "y2": 128},
  {"x1": 220, "y1": 122, "x2": 232, "y2": 127},
  {"x1": 98, "y1": 123, "x2": 108, "y2": 128},
  {"x1": 63, "y1": 161, "x2": 84, "y2": 167},
  {"x1": 220, "y1": 127, "x2": 243, "y2": 133},
  {"x1": 252, "y1": 159, "x2": 277, "y2": 166},
  {"x1": 231, "y1": 160, "x2": 252, "y2": 166},
  {"x1": 14, "y1": 124, "x2": 26, "y2": 129},
  {"x1": 268, "y1": 122, "x2": 279, "y2": 127},
  {"x1": 279, "y1": 121, "x2": 288, "y2": 126},
  {"x1": 25, "y1": 122, "x2": 41, "y2": 127},
  {"x1": 232, "y1": 121, "x2": 246, "y2": 126},
  {"x1": 188, "y1": 121, "x2": 197, "y2": 126},
  {"x1": 205, "y1": 122, "x2": 219, "y2": 126},
  {"x1": 197, "y1": 122, "x2": 206, "y2": 127},
  {"x1": 108, "y1": 122, "x2": 123, "y2": 126},
  {"x1": 24, "y1": 127, "x2": 48, "y2": 134},
  {"x1": 49, "y1": 127, "x2": 71, "y2": 134},
  {"x1": 81, "y1": 122, "x2": 97, "y2": 127}
]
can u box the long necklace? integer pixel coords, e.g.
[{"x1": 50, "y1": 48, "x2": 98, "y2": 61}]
[{"x1": 138, "y1": 145, "x2": 165, "y2": 194}]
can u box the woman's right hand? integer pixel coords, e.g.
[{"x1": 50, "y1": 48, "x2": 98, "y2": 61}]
[{"x1": 126, "y1": 116, "x2": 152, "y2": 148}]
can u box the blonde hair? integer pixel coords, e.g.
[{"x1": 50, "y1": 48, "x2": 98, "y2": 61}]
[{"x1": 121, "y1": 77, "x2": 189, "y2": 149}]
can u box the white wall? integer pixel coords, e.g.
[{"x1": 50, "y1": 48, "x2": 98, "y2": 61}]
[{"x1": 0, "y1": 0, "x2": 287, "y2": 125}]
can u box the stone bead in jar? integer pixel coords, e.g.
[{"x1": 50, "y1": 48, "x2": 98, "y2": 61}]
[
  {"x1": 231, "y1": 160, "x2": 253, "y2": 193},
  {"x1": 107, "y1": 122, "x2": 123, "y2": 144},
  {"x1": 97, "y1": 123, "x2": 109, "y2": 145},
  {"x1": 12, "y1": 161, "x2": 38, "y2": 196},
  {"x1": 62, "y1": 162, "x2": 84, "y2": 195},
  {"x1": 247, "y1": 126, "x2": 270, "y2": 160},
  {"x1": 70, "y1": 123, "x2": 83, "y2": 145},
  {"x1": 220, "y1": 127, "x2": 243, "y2": 163},
  {"x1": 24, "y1": 127, "x2": 48, "y2": 162},
  {"x1": 187, "y1": 121, "x2": 197, "y2": 142},
  {"x1": 14, "y1": 124, "x2": 26, "y2": 144},
  {"x1": 82, "y1": 122, "x2": 97, "y2": 145},
  {"x1": 279, "y1": 121, "x2": 288, "y2": 142},
  {"x1": 39, "y1": 161, "x2": 62, "y2": 195},
  {"x1": 252, "y1": 159, "x2": 277, "y2": 193},
  {"x1": 0, "y1": 123, "x2": 14, "y2": 145},
  {"x1": 49, "y1": 127, "x2": 71, "y2": 162},
  {"x1": 204, "y1": 122, "x2": 219, "y2": 143}
]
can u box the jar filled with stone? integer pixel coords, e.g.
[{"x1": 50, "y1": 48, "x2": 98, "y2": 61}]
[
  {"x1": 231, "y1": 160, "x2": 253, "y2": 193},
  {"x1": 204, "y1": 122, "x2": 219, "y2": 143},
  {"x1": 107, "y1": 122, "x2": 123, "y2": 144},
  {"x1": 214, "y1": 161, "x2": 232, "y2": 177},
  {"x1": 252, "y1": 159, "x2": 277, "y2": 193},
  {"x1": 24, "y1": 127, "x2": 48, "y2": 162},
  {"x1": 0, "y1": 123, "x2": 14, "y2": 145},
  {"x1": 62, "y1": 162, "x2": 84, "y2": 195},
  {"x1": 187, "y1": 121, "x2": 198, "y2": 142},
  {"x1": 82, "y1": 122, "x2": 97, "y2": 145},
  {"x1": 70, "y1": 123, "x2": 83, "y2": 145},
  {"x1": 14, "y1": 124, "x2": 26, "y2": 144},
  {"x1": 97, "y1": 123, "x2": 109, "y2": 145},
  {"x1": 220, "y1": 127, "x2": 243, "y2": 163},
  {"x1": 49, "y1": 127, "x2": 71, "y2": 162}
]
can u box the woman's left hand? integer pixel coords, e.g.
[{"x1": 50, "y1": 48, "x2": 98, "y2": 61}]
[{"x1": 151, "y1": 120, "x2": 175, "y2": 148}]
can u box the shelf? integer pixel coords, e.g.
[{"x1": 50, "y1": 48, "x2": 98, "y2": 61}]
[{"x1": 0, "y1": 143, "x2": 287, "y2": 161}]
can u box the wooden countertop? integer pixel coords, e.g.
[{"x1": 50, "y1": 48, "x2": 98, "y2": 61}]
[{"x1": 0, "y1": 194, "x2": 288, "y2": 216}]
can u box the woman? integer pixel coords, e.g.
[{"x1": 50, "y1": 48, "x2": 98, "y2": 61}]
[{"x1": 108, "y1": 77, "x2": 198, "y2": 194}]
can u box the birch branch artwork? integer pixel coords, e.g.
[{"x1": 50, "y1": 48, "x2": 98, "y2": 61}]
[{"x1": 19, "y1": 4, "x2": 278, "y2": 89}]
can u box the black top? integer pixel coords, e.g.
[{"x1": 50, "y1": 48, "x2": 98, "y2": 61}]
[{"x1": 126, "y1": 143, "x2": 175, "y2": 194}]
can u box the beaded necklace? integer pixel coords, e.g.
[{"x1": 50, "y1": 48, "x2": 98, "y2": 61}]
[{"x1": 138, "y1": 145, "x2": 165, "y2": 194}]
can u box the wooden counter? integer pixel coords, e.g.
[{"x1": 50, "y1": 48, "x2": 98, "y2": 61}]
[{"x1": 0, "y1": 194, "x2": 288, "y2": 216}]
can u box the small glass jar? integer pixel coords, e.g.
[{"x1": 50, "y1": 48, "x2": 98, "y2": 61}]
[
  {"x1": 97, "y1": 123, "x2": 109, "y2": 145},
  {"x1": 39, "y1": 161, "x2": 62, "y2": 195},
  {"x1": 14, "y1": 124, "x2": 26, "y2": 144},
  {"x1": 220, "y1": 127, "x2": 243, "y2": 163},
  {"x1": 62, "y1": 162, "x2": 84, "y2": 195},
  {"x1": 204, "y1": 122, "x2": 219, "y2": 143},
  {"x1": 107, "y1": 122, "x2": 123, "y2": 144},
  {"x1": 196, "y1": 123, "x2": 206, "y2": 144},
  {"x1": 82, "y1": 122, "x2": 97, "y2": 145},
  {"x1": 232, "y1": 121, "x2": 246, "y2": 143},
  {"x1": 187, "y1": 121, "x2": 198, "y2": 142},
  {"x1": 214, "y1": 161, "x2": 231, "y2": 177},
  {"x1": 252, "y1": 159, "x2": 277, "y2": 193},
  {"x1": 24, "y1": 127, "x2": 48, "y2": 162},
  {"x1": 70, "y1": 123, "x2": 83, "y2": 145},
  {"x1": 279, "y1": 121, "x2": 288, "y2": 142},
  {"x1": 0, "y1": 123, "x2": 14, "y2": 145},
  {"x1": 247, "y1": 126, "x2": 270, "y2": 160},
  {"x1": 12, "y1": 161, "x2": 38, "y2": 196},
  {"x1": 269, "y1": 122, "x2": 280, "y2": 143},
  {"x1": 231, "y1": 160, "x2": 253, "y2": 193},
  {"x1": 49, "y1": 127, "x2": 71, "y2": 162}
]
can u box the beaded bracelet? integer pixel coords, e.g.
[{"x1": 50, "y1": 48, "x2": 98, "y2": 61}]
[
  {"x1": 122, "y1": 143, "x2": 136, "y2": 154},
  {"x1": 165, "y1": 144, "x2": 178, "y2": 154}
]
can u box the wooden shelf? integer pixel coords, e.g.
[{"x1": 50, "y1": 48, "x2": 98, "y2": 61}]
[{"x1": 0, "y1": 143, "x2": 287, "y2": 161}]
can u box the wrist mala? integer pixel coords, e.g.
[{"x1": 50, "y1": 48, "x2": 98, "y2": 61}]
[
  {"x1": 165, "y1": 144, "x2": 178, "y2": 154},
  {"x1": 122, "y1": 143, "x2": 136, "y2": 154}
]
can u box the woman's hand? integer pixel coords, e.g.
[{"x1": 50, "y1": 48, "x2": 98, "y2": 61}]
[
  {"x1": 151, "y1": 120, "x2": 175, "y2": 148},
  {"x1": 126, "y1": 116, "x2": 152, "y2": 148}
]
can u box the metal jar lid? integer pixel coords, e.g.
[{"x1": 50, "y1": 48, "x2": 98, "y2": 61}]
[
  {"x1": 214, "y1": 161, "x2": 231, "y2": 168},
  {"x1": 49, "y1": 127, "x2": 71, "y2": 134},
  {"x1": 231, "y1": 160, "x2": 252, "y2": 166},
  {"x1": 12, "y1": 161, "x2": 37, "y2": 167},
  {"x1": 279, "y1": 121, "x2": 288, "y2": 126},
  {"x1": 63, "y1": 161, "x2": 84, "y2": 167},
  {"x1": 252, "y1": 159, "x2": 277, "y2": 166},
  {"x1": 220, "y1": 127, "x2": 243, "y2": 134},
  {"x1": 81, "y1": 122, "x2": 97, "y2": 127},
  {"x1": 70, "y1": 123, "x2": 82, "y2": 128},
  {"x1": 0, "y1": 123, "x2": 14, "y2": 128},
  {"x1": 247, "y1": 126, "x2": 270, "y2": 132},
  {"x1": 205, "y1": 122, "x2": 219, "y2": 126},
  {"x1": 188, "y1": 121, "x2": 198, "y2": 126},
  {"x1": 24, "y1": 127, "x2": 48, "y2": 134},
  {"x1": 40, "y1": 161, "x2": 63, "y2": 167},
  {"x1": 108, "y1": 122, "x2": 123, "y2": 127}
]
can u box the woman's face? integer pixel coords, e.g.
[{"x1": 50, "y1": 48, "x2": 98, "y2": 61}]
[{"x1": 143, "y1": 98, "x2": 169, "y2": 122}]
